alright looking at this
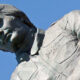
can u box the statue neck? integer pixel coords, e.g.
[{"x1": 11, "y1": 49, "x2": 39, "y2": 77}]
[{"x1": 15, "y1": 28, "x2": 45, "y2": 63}]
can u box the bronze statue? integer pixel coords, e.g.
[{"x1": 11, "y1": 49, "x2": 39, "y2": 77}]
[{"x1": 0, "y1": 4, "x2": 44, "y2": 63}]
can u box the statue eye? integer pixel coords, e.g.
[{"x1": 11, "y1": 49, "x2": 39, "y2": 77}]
[{"x1": 0, "y1": 18, "x2": 3, "y2": 28}]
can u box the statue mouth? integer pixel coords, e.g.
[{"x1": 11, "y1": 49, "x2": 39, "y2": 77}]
[
  {"x1": 0, "y1": 28, "x2": 12, "y2": 44},
  {"x1": 0, "y1": 29, "x2": 12, "y2": 46},
  {"x1": 2, "y1": 32, "x2": 12, "y2": 44}
]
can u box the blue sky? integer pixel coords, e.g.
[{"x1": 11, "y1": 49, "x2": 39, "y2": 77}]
[{"x1": 0, "y1": 0, "x2": 80, "y2": 80}]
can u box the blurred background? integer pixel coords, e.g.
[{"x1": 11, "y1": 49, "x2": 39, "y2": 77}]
[{"x1": 0, "y1": 0, "x2": 80, "y2": 80}]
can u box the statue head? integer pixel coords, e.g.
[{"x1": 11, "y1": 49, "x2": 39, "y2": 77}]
[
  {"x1": 0, "y1": 4, "x2": 45, "y2": 63},
  {"x1": 0, "y1": 4, "x2": 37, "y2": 54}
]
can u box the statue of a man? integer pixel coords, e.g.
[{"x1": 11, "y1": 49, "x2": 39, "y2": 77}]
[{"x1": 0, "y1": 4, "x2": 80, "y2": 80}]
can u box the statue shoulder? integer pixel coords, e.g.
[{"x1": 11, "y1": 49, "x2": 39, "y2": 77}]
[{"x1": 11, "y1": 60, "x2": 37, "y2": 80}]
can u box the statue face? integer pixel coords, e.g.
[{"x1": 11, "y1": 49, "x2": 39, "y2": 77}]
[{"x1": 0, "y1": 15, "x2": 30, "y2": 53}]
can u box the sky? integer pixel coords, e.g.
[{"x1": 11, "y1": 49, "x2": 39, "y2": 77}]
[{"x1": 0, "y1": 0, "x2": 80, "y2": 80}]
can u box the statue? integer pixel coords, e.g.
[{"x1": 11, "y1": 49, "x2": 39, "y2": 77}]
[{"x1": 0, "y1": 4, "x2": 80, "y2": 80}]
